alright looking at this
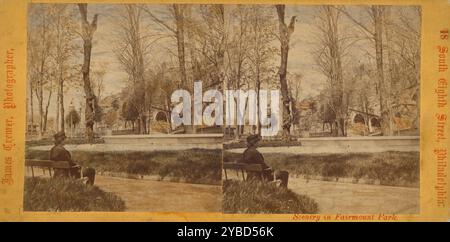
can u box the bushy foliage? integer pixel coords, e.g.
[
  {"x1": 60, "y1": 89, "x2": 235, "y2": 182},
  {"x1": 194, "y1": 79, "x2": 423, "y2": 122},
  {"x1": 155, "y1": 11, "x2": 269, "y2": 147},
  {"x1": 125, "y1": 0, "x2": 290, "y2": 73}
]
[
  {"x1": 223, "y1": 180, "x2": 319, "y2": 214},
  {"x1": 24, "y1": 177, "x2": 125, "y2": 211}
]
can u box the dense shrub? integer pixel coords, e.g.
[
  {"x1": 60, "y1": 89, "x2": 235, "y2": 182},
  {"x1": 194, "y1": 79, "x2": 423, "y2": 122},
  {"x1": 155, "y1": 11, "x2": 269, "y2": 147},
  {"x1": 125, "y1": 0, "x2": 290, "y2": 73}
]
[
  {"x1": 223, "y1": 180, "x2": 319, "y2": 214},
  {"x1": 24, "y1": 177, "x2": 125, "y2": 211}
]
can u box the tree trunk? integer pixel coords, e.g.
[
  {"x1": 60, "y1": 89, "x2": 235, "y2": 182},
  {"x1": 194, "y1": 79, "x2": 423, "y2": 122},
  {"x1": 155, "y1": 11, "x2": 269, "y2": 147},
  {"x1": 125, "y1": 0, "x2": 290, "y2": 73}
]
[
  {"x1": 37, "y1": 87, "x2": 43, "y2": 138},
  {"x1": 256, "y1": 64, "x2": 262, "y2": 135},
  {"x1": 59, "y1": 76, "x2": 65, "y2": 132},
  {"x1": 276, "y1": 5, "x2": 295, "y2": 141},
  {"x1": 373, "y1": 6, "x2": 393, "y2": 136},
  {"x1": 30, "y1": 86, "x2": 34, "y2": 133},
  {"x1": 173, "y1": 4, "x2": 187, "y2": 89},
  {"x1": 326, "y1": 6, "x2": 346, "y2": 137},
  {"x1": 55, "y1": 10, "x2": 61, "y2": 132},
  {"x1": 30, "y1": 79, "x2": 34, "y2": 134},
  {"x1": 56, "y1": 89, "x2": 60, "y2": 131},
  {"x1": 384, "y1": 6, "x2": 398, "y2": 135},
  {"x1": 123, "y1": 5, "x2": 148, "y2": 135},
  {"x1": 78, "y1": 3, "x2": 98, "y2": 143},
  {"x1": 37, "y1": 14, "x2": 46, "y2": 138},
  {"x1": 140, "y1": 115, "x2": 147, "y2": 134},
  {"x1": 43, "y1": 85, "x2": 52, "y2": 132}
]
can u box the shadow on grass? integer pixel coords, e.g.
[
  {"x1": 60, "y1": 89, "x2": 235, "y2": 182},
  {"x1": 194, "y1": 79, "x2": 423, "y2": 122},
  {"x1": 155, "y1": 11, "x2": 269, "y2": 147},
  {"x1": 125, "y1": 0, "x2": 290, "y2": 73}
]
[
  {"x1": 223, "y1": 180, "x2": 319, "y2": 214},
  {"x1": 24, "y1": 177, "x2": 125, "y2": 212}
]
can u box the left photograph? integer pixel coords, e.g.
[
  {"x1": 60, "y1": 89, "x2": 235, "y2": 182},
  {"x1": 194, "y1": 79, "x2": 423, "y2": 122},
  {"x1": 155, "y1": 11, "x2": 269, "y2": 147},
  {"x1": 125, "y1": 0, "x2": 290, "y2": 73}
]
[{"x1": 24, "y1": 3, "x2": 223, "y2": 212}]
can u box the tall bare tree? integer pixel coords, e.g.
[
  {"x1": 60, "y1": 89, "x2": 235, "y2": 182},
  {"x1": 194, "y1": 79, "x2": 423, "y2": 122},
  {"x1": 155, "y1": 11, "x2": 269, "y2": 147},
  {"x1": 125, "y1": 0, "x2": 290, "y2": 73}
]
[
  {"x1": 247, "y1": 6, "x2": 277, "y2": 134},
  {"x1": 275, "y1": 4, "x2": 296, "y2": 140},
  {"x1": 52, "y1": 5, "x2": 77, "y2": 132},
  {"x1": 372, "y1": 6, "x2": 393, "y2": 135},
  {"x1": 196, "y1": 5, "x2": 227, "y2": 90},
  {"x1": 115, "y1": 5, "x2": 149, "y2": 134},
  {"x1": 91, "y1": 63, "x2": 107, "y2": 103},
  {"x1": 78, "y1": 3, "x2": 98, "y2": 142},
  {"x1": 384, "y1": 6, "x2": 421, "y2": 132},
  {"x1": 173, "y1": 4, "x2": 188, "y2": 88},
  {"x1": 338, "y1": 6, "x2": 393, "y2": 135},
  {"x1": 313, "y1": 6, "x2": 347, "y2": 136},
  {"x1": 288, "y1": 72, "x2": 302, "y2": 133},
  {"x1": 225, "y1": 6, "x2": 251, "y2": 137},
  {"x1": 142, "y1": 5, "x2": 188, "y2": 89},
  {"x1": 27, "y1": 33, "x2": 34, "y2": 134},
  {"x1": 28, "y1": 5, "x2": 54, "y2": 137}
]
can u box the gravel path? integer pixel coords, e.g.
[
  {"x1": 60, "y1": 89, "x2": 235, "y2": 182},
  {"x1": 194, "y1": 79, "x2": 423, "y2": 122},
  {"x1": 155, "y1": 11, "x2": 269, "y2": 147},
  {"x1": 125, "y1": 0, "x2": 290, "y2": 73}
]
[
  {"x1": 288, "y1": 177, "x2": 419, "y2": 214},
  {"x1": 95, "y1": 175, "x2": 222, "y2": 212}
]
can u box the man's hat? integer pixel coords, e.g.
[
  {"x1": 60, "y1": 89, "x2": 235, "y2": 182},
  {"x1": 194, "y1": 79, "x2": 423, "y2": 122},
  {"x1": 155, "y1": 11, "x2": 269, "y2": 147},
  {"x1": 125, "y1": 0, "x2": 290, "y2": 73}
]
[
  {"x1": 53, "y1": 131, "x2": 66, "y2": 140},
  {"x1": 246, "y1": 134, "x2": 261, "y2": 144}
]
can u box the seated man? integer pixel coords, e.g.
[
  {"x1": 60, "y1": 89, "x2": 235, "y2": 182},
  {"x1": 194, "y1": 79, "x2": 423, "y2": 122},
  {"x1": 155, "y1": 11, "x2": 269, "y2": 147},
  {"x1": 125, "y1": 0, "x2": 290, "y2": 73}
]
[
  {"x1": 49, "y1": 131, "x2": 96, "y2": 185},
  {"x1": 240, "y1": 134, "x2": 289, "y2": 188}
]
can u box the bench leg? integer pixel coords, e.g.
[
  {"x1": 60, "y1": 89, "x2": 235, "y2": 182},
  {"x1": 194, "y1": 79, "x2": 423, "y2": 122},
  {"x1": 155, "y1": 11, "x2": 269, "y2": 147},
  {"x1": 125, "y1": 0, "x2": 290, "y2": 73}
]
[
  {"x1": 49, "y1": 168, "x2": 52, "y2": 178},
  {"x1": 31, "y1": 166, "x2": 34, "y2": 178},
  {"x1": 224, "y1": 169, "x2": 228, "y2": 180}
]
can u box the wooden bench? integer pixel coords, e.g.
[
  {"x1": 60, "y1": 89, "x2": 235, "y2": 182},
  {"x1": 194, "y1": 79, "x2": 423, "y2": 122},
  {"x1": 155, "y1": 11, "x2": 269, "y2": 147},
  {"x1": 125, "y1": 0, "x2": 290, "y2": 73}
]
[
  {"x1": 25, "y1": 159, "x2": 77, "y2": 178},
  {"x1": 223, "y1": 162, "x2": 271, "y2": 181}
]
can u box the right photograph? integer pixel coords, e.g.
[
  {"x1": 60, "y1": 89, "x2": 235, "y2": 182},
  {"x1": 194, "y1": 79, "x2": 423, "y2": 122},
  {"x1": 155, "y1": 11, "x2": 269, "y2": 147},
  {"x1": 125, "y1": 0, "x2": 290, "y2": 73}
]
[{"x1": 222, "y1": 5, "x2": 421, "y2": 214}]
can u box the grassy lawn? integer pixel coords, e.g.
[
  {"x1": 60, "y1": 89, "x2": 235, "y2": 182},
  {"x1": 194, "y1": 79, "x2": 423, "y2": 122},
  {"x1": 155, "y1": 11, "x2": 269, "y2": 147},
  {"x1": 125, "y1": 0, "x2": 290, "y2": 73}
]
[
  {"x1": 223, "y1": 180, "x2": 319, "y2": 214},
  {"x1": 224, "y1": 151, "x2": 419, "y2": 187},
  {"x1": 26, "y1": 148, "x2": 222, "y2": 185},
  {"x1": 24, "y1": 177, "x2": 125, "y2": 211}
]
